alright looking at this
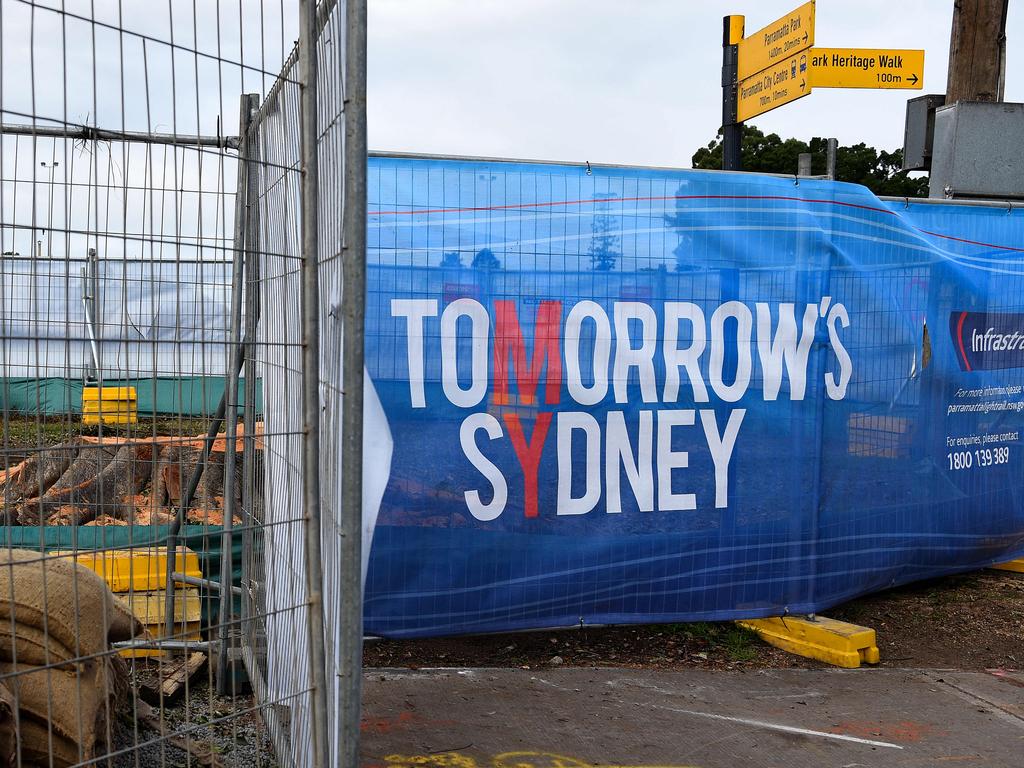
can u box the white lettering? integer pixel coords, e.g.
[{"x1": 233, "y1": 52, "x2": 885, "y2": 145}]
[
  {"x1": 565, "y1": 301, "x2": 612, "y2": 406},
  {"x1": 441, "y1": 298, "x2": 489, "y2": 407},
  {"x1": 662, "y1": 302, "x2": 709, "y2": 403},
  {"x1": 557, "y1": 411, "x2": 602, "y2": 515},
  {"x1": 756, "y1": 302, "x2": 817, "y2": 400},
  {"x1": 605, "y1": 410, "x2": 654, "y2": 513},
  {"x1": 657, "y1": 409, "x2": 696, "y2": 511},
  {"x1": 825, "y1": 303, "x2": 853, "y2": 399},
  {"x1": 613, "y1": 302, "x2": 658, "y2": 404},
  {"x1": 709, "y1": 301, "x2": 753, "y2": 402},
  {"x1": 390, "y1": 298, "x2": 438, "y2": 408},
  {"x1": 699, "y1": 409, "x2": 745, "y2": 509},
  {"x1": 460, "y1": 413, "x2": 507, "y2": 521}
]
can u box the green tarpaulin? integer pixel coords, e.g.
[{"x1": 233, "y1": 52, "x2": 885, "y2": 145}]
[{"x1": 0, "y1": 378, "x2": 262, "y2": 417}]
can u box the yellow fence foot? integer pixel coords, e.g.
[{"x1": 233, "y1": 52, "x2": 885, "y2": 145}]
[
  {"x1": 990, "y1": 558, "x2": 1024, "y2": 574},
  {"x1": 737, "y1": 615, "x2": 880, "y2": 669}
]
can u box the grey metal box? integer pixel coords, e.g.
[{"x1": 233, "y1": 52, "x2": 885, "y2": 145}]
[
  {"x1": 902, "y1": 94, "x2": 945, "y2": 171},
  {"x1": 929, "y1": 101, "x2": 1024, "y2": 199}
]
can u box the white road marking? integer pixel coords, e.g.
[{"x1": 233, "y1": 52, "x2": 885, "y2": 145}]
[
  {"x1": 653, "y1": 705, "x2": 905, "y2": 750},
  {"x1": 533, "y1": 676, "x2": 904, "y2": 751}
]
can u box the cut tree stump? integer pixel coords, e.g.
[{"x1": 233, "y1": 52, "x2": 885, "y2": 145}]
[
  {"x1": 0, "y1": 440, "x2": 83, "y2": 521},
  {"x1": 0, "y1": 424, "x2": 262, "y2": 527},
  {"x1": 18, "y1": 443, "x2": 155, "y2": 525}
]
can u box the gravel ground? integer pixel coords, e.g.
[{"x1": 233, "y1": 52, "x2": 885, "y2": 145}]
[{"x1": 110, "y1": 671, "x2": 277, "y2": 768}]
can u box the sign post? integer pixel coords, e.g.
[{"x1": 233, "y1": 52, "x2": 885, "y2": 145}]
[
  {"x1": 722, "y1": 15, "x2": 745, "y2": 171},
  {"x1": 720, "y1": 2, "x2": 924, "y2": 160}
]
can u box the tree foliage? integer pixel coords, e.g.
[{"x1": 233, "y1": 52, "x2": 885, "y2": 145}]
[
  {"x1": 588, "y1": 193, "x2": 622, "y2": 271},
  {"x1": 691, "y1": 125, "x2": 928, "y2": 197},
  {"x1": 472, "y1": 247, "x2": 501, "y2": 270}
]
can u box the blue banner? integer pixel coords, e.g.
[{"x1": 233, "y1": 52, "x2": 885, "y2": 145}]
[{"x1": 362, "y1": 155, "x2": 1024, "y2": 638}]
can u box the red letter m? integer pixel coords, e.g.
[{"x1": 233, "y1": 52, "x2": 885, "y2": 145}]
[{"x1": 493, "y1": 300, "x2": 562, "y2": 405}]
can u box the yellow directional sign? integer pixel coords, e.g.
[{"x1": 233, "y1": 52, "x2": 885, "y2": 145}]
[
  {"x1": 737, "y1": 1, "x2": 815, "y2": 81},
  {"x1": 810, "y1": 48, "x2": 925, "y2": 89},
  {"x1": 737, "y1": 52, "x2": 811, "y2": 122}
]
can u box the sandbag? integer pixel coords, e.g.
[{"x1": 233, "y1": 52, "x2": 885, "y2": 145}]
[
  {"x1": 13, "y1": 716, "x2": 85, "y2": 768},
  {"x1": 0, "y1": 622, "x2": 78, "y2": 670},
  {"x1": 0, "y1": 656, "x2": 126, "y2": 765},
  {"x1": 0, "y1": 680, "x2": 14, "y2": 768},
  {"x1": 0, "y1": 549, "x2": 141, "y2": 664}
]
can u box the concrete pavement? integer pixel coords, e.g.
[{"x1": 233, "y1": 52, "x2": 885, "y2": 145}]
[{"x1": 362, "y1": 666, "x2": 1024, "y2": 767}]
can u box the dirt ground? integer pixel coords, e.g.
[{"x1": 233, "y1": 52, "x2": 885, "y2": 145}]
[{"x1": 364, "y1": 569, "x2": 1024, "y2": 671}]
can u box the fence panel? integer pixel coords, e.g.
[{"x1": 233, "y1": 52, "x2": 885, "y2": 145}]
[
  {"x1": 0, "y1": 0, "x2": 326, "y2": 766},
  {"x1": 360, "y1": 154, "x2": 1024, "y2": 638},
  {"x1": 245, "y1": 1, "x2": 366, "y2": 765}
]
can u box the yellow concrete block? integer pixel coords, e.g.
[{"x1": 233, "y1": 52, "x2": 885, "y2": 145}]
[
  {"x1": 737, "y1": 616, "x2": 880, "y2": 669},
  {"x1": 124, "y1": 588, "x2": 202, "y2": 626},
  {"x1": 82, "y1": 386, "x2": 137, "y2": 426},
  {"x1": 990, "y1": 558, "x2": 1024, "y2": 574},
  {"x1": 81, "y1": 386, "x2": 136, "y2": 402},
  {"x1": 51, "y1": 546, "x2": 202, "y2": 593}
]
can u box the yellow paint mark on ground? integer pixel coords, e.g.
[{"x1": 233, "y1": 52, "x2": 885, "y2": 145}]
[{"x1": 378, "y1": 752, "x2": 699, "y2": 768}]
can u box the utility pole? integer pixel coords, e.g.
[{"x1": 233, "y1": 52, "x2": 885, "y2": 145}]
[{"x1": 946, "y1": 0, "x2": 1008, "y2": 104}]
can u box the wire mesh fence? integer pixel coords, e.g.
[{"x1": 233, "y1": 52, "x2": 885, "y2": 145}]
[{"x1": 0, "y1": 0, "x2": 364, "y2": 766}]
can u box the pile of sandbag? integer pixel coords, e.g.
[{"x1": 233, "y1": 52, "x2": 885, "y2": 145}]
[{"x1": 0, "y1": 548, "x2": 142, "y2": 766}]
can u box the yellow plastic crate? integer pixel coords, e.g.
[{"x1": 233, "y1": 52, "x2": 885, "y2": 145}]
[
  {"x1": 82, "y1": 385, "x2": 138, "y2": 426},
  {"x1": 117, "y1": 586, "x2": 204, "y2": 659},
  {"x1": 51, "y1": 546, "x2": 203, "y2": 593}
]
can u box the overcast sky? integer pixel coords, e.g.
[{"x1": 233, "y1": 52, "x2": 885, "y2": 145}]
[
  {"x1": 3, "y1": 0, "x2": 1020, "y2": 261},
  {"x1": 368, "y1": 0, "x2": 1022, "y2": 168}
]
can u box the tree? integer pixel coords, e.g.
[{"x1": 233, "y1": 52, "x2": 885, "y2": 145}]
[
  {"x1": 471, "y1": 247, "x2": 501, "y2": 270},
  {"x1": 440, "y1": 251, "x2": 463, "y2": 267},
  {"x1": 588, "y1": 193, "x2": 622, "y2": 271},
  {"x1": 691, "y1": 125, "x2": 928, "y2": 197}
]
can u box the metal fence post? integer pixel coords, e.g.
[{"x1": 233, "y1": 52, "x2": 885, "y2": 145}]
[
  {"x1": 299, "y1": 0, "x2": 332, "y2": 764},
  {"x1": 240, "y1": 107, "x2": 263, "y2": 673},
  {"x1": 340, "y1": 1, "x2": 368, "y2": 764},
  {"x1": 217, "y1": 92, "x2": 259, "y2": 694}
]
